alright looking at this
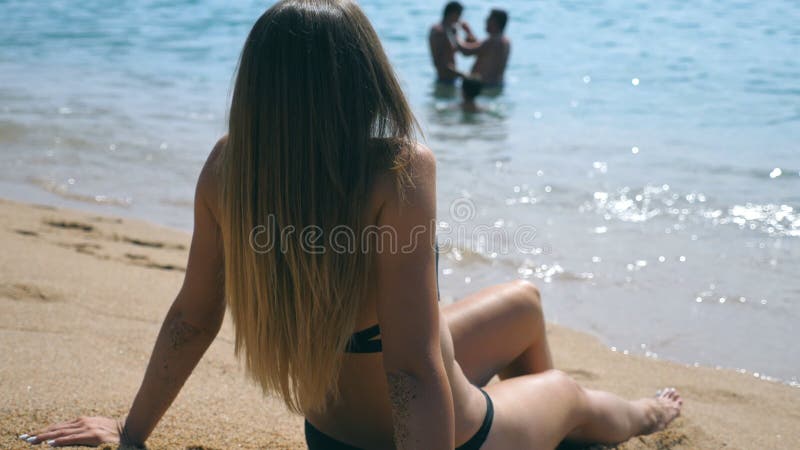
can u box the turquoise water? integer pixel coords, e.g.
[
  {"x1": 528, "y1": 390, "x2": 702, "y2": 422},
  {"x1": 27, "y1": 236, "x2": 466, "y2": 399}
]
[{"x1": 1, "y1": 1, "x2": 798, "y2": 384}]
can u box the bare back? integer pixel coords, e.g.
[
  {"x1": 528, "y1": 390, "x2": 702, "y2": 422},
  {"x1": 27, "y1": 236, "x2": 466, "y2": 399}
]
[
  {"x1": 301, "y1": 142, "x2": 486, "y2": 448},
  {"x1": 429, "y1": 23, "x2": 458, "y2": 82},
  {"x1": 471, "y1": 35, "x2": 510, "y2": 86}
]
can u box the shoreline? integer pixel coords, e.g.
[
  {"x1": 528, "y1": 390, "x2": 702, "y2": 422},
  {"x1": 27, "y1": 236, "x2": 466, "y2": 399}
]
[{"x1": 1, "y1": 197, "x2": 798, "y2": 449}]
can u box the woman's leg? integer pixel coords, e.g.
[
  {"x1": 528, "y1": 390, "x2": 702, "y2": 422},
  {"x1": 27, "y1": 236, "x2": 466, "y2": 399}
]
[
  {"x1": 565, "y1": 387, "x2": 683, "y2": 444},
  {"x1": 444, "y1": 280, "x2": 552, "y2": 386},
  {"x1": 446, "y1": 281, "x2": 682, "y2": 448},
  {"x1": 483, "y1": 370, "x2": 682, "y2": 449}
]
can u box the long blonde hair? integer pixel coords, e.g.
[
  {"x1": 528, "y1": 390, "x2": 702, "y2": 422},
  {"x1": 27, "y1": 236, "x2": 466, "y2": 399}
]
[{"x1": 219, "y1": 0, "x2": 417, "y2": 414}]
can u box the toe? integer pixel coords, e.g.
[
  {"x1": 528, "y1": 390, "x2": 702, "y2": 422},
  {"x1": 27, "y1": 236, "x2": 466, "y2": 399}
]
[{"x1": 667, "y1": 388, "x2": 678, "y2": 400}]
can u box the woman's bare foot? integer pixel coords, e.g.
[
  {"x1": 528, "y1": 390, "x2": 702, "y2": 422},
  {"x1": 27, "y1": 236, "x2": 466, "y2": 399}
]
[{"x1": 634, "y1": 387, "x2": 683, "y2": 435}]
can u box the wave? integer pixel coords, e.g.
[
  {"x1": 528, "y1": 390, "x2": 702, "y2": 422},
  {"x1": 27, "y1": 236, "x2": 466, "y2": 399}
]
[{"x1": 29, "y1": 176, "x2": 132, "y2": 208}]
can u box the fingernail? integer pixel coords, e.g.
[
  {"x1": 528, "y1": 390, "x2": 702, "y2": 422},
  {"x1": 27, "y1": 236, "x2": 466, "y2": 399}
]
[
  {"x1": 26, "y1": 436, "x2": 37, "y2": 443},
  {"x1": 19, "y1": 434, "x2": 29, "y2": 440},
  {"x1": 47, "y1": 440, "x2": 56, "y2": 447}
]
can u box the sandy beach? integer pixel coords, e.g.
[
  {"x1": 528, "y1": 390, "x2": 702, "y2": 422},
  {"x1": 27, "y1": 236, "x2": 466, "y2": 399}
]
[{"x1": 1, "y1": 196, "x2": 798, "y2": 449}]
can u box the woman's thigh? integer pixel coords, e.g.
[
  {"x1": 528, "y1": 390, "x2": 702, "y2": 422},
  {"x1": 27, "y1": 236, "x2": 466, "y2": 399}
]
[
  {"x1": 443, "y1": 280, "x2": 543, "y2": 386},
  {"x1": 482, "y1": 370, "x2": 586, "y2": 450}
]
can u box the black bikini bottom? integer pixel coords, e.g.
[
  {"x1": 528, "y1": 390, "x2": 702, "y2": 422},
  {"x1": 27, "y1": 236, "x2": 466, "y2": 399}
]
[{"x1": 305, "y1": 388, "x2": 494, "y2": 449}]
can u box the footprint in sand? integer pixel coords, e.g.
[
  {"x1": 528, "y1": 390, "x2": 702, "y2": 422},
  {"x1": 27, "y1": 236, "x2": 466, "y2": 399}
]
[
  {"x1": 90, "y1": 216, "x2": 122, "y2": 224},
  {"x1": 681, "y1": 385, "x2": 747, "y2": 404},
  {"x1": 43, "y1": 219, "x2": 95, "y2": 232},
  {"x1": 145, "y1": 262, "x2": 184, "y2": 271},
  {"x1": 123, "y1": 253, "x2": 185, "y2": 272},
  {"x1": 121, "y1": 236, "x2": 186, "y2": 251},
  {"x1": 0, "y1": 283, "x2": 60, "y2": 302},
  {"x1": 74, "y1": 242, "x2": 102, "y2": 255},
  {"x1": 55, "y1": 241, "x2": 104, "y2": 257}
]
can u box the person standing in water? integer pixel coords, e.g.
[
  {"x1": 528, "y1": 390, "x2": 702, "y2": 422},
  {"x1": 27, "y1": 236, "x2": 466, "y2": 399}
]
[
  {"x1": 459, "y1": 9, "x2": 511, "y2": 87},
  {"x1": 21, "y1": 1, "x2": 681, "y2": 448},
  {"x1": 460, "y1": 77, "x2": 484, "y2": 113},
  {"x1": 429, "y1": 1, "x2": 469, "y2": 85}
]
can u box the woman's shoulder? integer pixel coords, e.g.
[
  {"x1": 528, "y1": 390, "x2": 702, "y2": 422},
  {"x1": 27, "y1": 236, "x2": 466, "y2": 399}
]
[
  {"x1": 370, "y1": 140, "x2": 436, "y2": 215},
  {"x1": 405, "y1": 140, "x2": 436, "y2": 174},
  {"x1": 377, "y1": 137, "x2": 435, "y2": 177},
  {"x1": 195, "y1": 136, "x2": 228, "y2": 221}
]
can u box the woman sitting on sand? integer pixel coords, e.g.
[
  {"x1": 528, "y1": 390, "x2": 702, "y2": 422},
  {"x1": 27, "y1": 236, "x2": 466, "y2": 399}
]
[{"x1": 22, "y1": 1, "x2": 681, "y2": 448}]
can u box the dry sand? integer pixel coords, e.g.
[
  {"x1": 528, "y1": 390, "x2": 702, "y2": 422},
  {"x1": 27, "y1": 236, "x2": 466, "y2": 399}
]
[{"x1": 1, "y1": 197, "x2": 798, "y2": 449}]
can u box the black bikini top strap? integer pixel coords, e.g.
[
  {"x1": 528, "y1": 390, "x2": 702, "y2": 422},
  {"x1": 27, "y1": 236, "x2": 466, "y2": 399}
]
[{"x1": 345, "y1": 324, "x2": 382, "y2": 353}]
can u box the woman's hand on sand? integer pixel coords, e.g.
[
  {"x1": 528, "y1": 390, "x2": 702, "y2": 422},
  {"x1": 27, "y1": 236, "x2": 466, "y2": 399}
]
[{"x1": 20, "y1": 416, "x2": 121, "y2": 447}]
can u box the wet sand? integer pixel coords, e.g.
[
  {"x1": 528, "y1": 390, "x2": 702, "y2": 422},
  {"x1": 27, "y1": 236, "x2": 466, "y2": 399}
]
[{"x1": 1, "y1": 197, "x2": 798, "y2": 449}]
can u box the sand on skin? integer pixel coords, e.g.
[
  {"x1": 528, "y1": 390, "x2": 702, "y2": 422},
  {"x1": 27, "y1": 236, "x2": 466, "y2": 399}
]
[{"x1": 0, "y1": 197, "x2": 798, "y2": 449}]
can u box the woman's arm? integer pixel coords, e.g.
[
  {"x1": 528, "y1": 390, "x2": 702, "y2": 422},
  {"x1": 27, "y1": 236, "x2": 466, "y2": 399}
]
[
  {"x1": 22, "y1": 142, "x2": 227, "y2": 448},
  {"x1": 375, "y1": 144, "x2": 455, "y2": 450},
  {"x1": 121, "y1": 144, "x2": 226, "y2": 445}
]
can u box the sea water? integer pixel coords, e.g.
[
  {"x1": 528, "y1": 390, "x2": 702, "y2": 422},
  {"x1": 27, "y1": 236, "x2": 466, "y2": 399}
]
[{"x1": 1, "y1": 0, "x2": 798, "y2": 384}]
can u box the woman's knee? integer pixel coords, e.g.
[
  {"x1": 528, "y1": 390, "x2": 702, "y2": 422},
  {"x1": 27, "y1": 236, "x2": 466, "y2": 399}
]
[
  {"x1": 507, "y1": 280, "x2": 543, "y2": 320},
  {"x1": 543, "y1": 369, "x2": 585, "y2": 400}
]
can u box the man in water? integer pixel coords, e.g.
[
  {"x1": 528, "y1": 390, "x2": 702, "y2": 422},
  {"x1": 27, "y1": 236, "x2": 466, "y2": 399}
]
[
  {"x1": 459, "y1": 9, "x2": 511, "y2": 87},
  {"x1": 460, "y1": 77, "x2": 483, "y2": 113},
  {"x1": 429, "y1": 2, "x2": 469, "y2": 84}
]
